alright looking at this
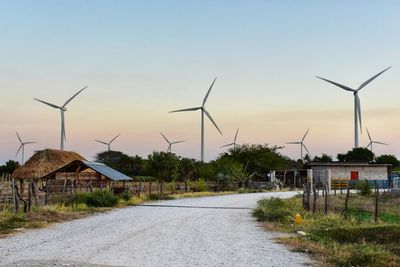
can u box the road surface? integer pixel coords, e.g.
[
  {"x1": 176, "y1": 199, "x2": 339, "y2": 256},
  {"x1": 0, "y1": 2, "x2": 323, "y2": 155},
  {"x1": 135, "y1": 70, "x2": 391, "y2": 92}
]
[{"x1": 0, "y1": 192, "x2": 311, "y2": 267}]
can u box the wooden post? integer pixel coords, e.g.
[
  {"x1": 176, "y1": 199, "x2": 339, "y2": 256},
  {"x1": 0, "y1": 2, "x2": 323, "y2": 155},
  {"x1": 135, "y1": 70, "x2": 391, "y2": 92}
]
[
  {"x1": 149, "y1": 181, "x2": 152, "y2": 195},
  {"x1": 45, "y1": 179, "x2": 49, "y2": 205},
  {"x1": 375, "y1": 181, "x2": 379, "y2": 223},
  {"x1": 27, "y1": 179, "x2": 32, "y2": 212},
  {"x1": 312, "y1": 183, "x2": 317, "y2": 213},
  {"x1": 11, "y1": 178, "x2": 19, "y2": 212},
  {"x1": 306, "y1": 182, "x2": 311, "y2": 211},
  {"x1": 32, "y1": 179, "x2": 39, "y2": 207},
  {"x1": 324, "y1": 184, "x2": 328, "y2": 215},
  {"x1": 344, "y1": 186, "x2": 350, "y2": 218}
]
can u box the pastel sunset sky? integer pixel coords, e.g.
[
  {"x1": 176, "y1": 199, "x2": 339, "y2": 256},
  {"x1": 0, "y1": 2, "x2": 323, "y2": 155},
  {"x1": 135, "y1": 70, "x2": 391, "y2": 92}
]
[{"x1": 1, "y1": 1, "x2": 399, "y2": 164}]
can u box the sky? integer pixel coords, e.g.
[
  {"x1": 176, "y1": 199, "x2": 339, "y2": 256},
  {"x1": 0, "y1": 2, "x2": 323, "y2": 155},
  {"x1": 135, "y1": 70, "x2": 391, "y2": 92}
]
[{"x1": 0, "y1": 0, "x2": 399, "y2": 164}]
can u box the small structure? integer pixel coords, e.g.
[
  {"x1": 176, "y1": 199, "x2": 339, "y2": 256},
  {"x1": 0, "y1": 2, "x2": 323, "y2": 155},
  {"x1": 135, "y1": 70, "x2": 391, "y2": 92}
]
[
  {"x1": 306, "y1": 162, "x2": 392, "y2": 189},
  {"x1": 41, "y1": 160, "x2": 132, "y2": 193}
]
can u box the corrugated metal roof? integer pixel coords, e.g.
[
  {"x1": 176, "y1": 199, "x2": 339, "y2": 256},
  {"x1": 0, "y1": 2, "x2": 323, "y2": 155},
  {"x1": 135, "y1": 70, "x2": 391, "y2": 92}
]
[{"x1": 82, "y1": 161, "x2": 132, "y2": 181}]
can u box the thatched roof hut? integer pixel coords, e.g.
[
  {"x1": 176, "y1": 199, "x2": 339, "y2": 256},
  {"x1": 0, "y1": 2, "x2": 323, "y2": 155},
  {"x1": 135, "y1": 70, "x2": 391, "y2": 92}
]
[{"x1": 12, "y1": 149, "x2": 86, "y2": 179}]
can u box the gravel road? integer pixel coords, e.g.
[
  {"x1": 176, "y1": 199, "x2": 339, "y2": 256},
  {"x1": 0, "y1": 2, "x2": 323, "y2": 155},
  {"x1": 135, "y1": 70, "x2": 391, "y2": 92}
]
[{"x1": 0, "y1": 192, "x2": 311, "y2": 267}]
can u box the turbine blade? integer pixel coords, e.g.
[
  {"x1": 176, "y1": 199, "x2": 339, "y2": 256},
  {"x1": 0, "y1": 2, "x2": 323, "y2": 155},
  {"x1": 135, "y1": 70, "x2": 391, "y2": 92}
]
[
  {"x1": 357, "y1": 67, "x2": 391, "y2": 91},
  {"x1": 367, "y1": 141, "x2": 372, "y2": 148},
  {"x1": 171, "y1": 140, "x2": 185, "y2": 144},
  {"x1": 373, "y1": 141, "x2": 388, "y2": 146},
  {"x1": 63, "y1": 86, "x2": 88, "y2": 107},
  {"x1": 109, "y1": 134, "x2": 120, "y2": 144},
  {"x1": 169, "y1": 107, "x2": 201, "y2": 113},
  {"x1": 316, "y1": 76, "x2": 355, "y2": 92},
  {"x1": 34, "y1": 98, "x2": 61, "y2": 109},
  {"x1": 356, "y1": 94, "x2": 362, "y2": 133},
  {"x1": 203, "y1": 109, "x2": 223, "y2": 135},
  {"x1": 303, "y1": 144, "x2": 311, "y2": 156},
  {"x1": 202, "y1": 77, "x2": 217, "y2": 106},
  {"x1": 234, "y1": 128, "x2": 239, "y2": 143},
  {"x1": 15, "y1": 144, "x2": 23, "y2": 158},
  {"x1": 24, "y1": 142, "x2": 36, "y2": 145},
  {"x1": 16, "y1": 131, "x2": 22, "y2": 143},
  {"x1": 95, "y1": 139, "x2": 108, "y2": 145},
  {"x1": 220, "y1": 143, "x2": 234, "y2": 148},
  {"x1": 366, "y1": 127, "x2": 372, "y2": 141},
  {"x1": 286, "y1": 142, "x2": 301, "y2": 144},
  {"x1": 160, "y1": 132, "x2": 170, "y2": 143},
  {"x1": 302, "y1": 128, "x2": 310, "y2": 142}
]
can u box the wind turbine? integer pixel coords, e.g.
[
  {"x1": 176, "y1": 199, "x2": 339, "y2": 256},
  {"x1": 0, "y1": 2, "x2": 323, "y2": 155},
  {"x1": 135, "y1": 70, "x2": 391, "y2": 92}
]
[
  {"x1": 169, "y1": 77, "x2": 223, "y2": 162},
  {"x1": 95, "y1": 134, "x2": 120, "y2": 151},
  {"x1": 34, "y1": 86, "x2": 87, "y2": 150},
  {"x1": 15, "y1": 131, "x2": 36, "y2": 164},
  {"x1": 286, "y1": 129, "x2": 310, "y2": 160},
  {"x1": 160, "y1": 132, "x2": 185, "y2": 153},
  {"x1": 316, "y1": 67, "x2": 390, "y2": 148},
  {"x1": 366, "y1": 127, "x2": 388, "y2": 153},
  {"x1": 220, "y1": 128, "x2": 239, "y2": 149}
]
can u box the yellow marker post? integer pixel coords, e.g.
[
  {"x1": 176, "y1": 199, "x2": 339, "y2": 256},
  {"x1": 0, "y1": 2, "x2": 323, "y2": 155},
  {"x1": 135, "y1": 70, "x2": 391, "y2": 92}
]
[{"x1": 295, "y1": 213, "x2": 302, "y2": 224}]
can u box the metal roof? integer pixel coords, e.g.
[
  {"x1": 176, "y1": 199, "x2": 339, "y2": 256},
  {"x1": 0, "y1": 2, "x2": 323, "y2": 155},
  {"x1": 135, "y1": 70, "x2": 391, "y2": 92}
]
[
  {"x1": 306, "y1": 162, "x2": 392, "y2": 167},
  {"x1": 82, "y1": 161, "x2": 132, "y2": 181}
]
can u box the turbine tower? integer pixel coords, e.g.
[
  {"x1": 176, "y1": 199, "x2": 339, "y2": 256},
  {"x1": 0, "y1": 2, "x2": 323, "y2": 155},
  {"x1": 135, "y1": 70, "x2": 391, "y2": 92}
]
[
  {"x1": 286, "y1": 129, "x2": 310, "y2": 160},
  {"x1": 34, "y1": 86, "x2": 87, "y2": 150},
  {"x1": 170, "y1": 77, "x2": 223, "y2": 162},
  {"x1": 15, "y1": 131, "x2": 36, "y2": 164},
  {"x1": 366, "y1": 127, "x2": 388, "y2": 153},
  {"x1": 95, "y1": 134, "x2": 120, "y2": 151},
  {"x1": 160, "y1": 132, "x2": 185, "y2": 153},
  {"x1": 316, "y1": 67, "x2": 390, "y2": 148},
  {"x1": 220, "y1": 128, "x2": 239, "y2": 149}
]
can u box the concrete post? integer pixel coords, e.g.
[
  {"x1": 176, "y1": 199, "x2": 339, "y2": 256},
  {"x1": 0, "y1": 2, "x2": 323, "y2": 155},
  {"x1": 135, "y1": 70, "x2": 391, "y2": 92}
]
[{"x1": 307, "y1": 169, "x2": 313, "y2": 193}]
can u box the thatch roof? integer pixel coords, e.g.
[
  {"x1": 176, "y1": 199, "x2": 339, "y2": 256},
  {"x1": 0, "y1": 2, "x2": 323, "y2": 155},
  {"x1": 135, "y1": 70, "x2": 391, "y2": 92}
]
[{"x1": 12, "y1": 149, "x2": 86, "y2": 179}]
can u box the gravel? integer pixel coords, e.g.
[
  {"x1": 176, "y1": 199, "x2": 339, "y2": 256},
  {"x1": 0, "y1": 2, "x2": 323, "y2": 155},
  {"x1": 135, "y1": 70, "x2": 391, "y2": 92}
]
[{"x1": 0, "y1": 191, "x2": 311, "y2": 267}]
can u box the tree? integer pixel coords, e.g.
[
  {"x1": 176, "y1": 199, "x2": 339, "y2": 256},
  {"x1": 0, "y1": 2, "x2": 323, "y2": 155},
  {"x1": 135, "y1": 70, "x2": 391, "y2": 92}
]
[
  {"x1": 95, "y1": 151, "x2": 139, "y2": 177},
  {"x1": 312, "y1": 154, "x2": 333, "y2": 162},
  {"x1": 147, "y1": 151, "x2": 179, "y2": 193},
  {"x1": 337, "y1": 148, "x2": 374, "y2": 163},
  {"x1": 0, "y1": 160, "x2": 20, "y2": 175},
  {"x1": 375, "y1": 154, "x2": 400, "y2": 167},
  {"x1": 226, "y1": 161, "x2": 249, "y2": 188},
  {"x1": 178, "y1": 157, "x2": 196, "y2": 192}
]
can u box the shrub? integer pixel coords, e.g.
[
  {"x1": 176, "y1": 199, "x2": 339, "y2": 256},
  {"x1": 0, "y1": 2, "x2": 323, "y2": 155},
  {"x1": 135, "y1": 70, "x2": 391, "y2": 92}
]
[
  {"x1": 148, "y1": 193, "x2": 174, "y2": 200},
  {"x1": 121, "y1": 191, "x2": 132, "y2": 201},
  {"x1": 195, "y1": 179, "x2": 207, "y2": 192},
  {"x1": 0, "y1": 212, "x2": 26, "y2": 233},
  {"x1": 356, "y1": 180, "x2": 372, "y2": 196},
  {"x1": 77, "y1": 190, "x2": 119, "y2": 207},
  {"x1": 253, "y1": 197, "x2": 292, "y2": 222}
]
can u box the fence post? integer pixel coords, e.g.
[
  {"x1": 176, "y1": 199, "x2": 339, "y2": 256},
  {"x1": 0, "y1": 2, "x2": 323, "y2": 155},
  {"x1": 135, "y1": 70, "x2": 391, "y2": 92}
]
[
  {"x1": 11, "y1": 177, "x2": 19, "y2": 212},
  {"x1": 324, "y1": 183, "x2": 328, "y2": 215},
  {"x1": 374, "y1": 181, "x2": 379, "y2": 223},
  {"x1": 302, "y1": 184, "x2": 307, "y2": 209},
  {"x1": 344, "y1": 186, "x2": 350, "y2": 218}
]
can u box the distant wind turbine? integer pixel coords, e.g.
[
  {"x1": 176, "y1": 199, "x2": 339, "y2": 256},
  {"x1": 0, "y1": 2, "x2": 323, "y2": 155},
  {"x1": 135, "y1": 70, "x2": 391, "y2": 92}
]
[
  {"x1": 286, "y1": 129, "x2": 310, "y2": 160},
  {"x1": 169, "y1": 77, "x2": 223, "y2": 162},
  {"x1": 34, "y1": 86, "x2": 87, "y2": 150},
  {"x1": 15, "y1": 131, "x2": 36, "y2": 164},
  {"x1": 160, "y1": 132, "x2": 185, "y2": 153},
  {"x1": 366, "y1": 127, "x2": 388, "y2": 153},
  {"x1": 95, "y1": 134, "x2": 120, "y2": 151},
  {"x1": 316, "y1": 67, "x2": 390, "y2": 148},
  {"x1": 220, "y1": 128, "x2": 239, "y2": 149}
]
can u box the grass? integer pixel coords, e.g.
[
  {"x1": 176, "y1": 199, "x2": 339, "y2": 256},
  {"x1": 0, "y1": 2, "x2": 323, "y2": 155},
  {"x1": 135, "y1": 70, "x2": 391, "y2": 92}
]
[{"x1": 253, "y1": 195, "x2": 400, "y2": 266}]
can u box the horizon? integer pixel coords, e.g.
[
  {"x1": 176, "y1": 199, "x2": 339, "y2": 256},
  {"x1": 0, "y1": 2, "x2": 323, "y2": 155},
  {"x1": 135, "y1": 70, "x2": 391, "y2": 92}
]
[{"x1": 1, "y1": 1, "x2": 400, "y2": 164}]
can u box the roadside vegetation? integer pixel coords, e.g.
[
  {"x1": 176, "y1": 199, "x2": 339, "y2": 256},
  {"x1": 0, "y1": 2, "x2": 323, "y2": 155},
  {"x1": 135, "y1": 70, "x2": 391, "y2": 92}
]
[{"x1": 253, "y1": 193, "x2": 400, "y2": 267}]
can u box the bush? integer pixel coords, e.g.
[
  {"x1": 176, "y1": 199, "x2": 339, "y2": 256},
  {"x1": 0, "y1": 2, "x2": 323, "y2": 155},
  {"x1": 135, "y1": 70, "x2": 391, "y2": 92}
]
[
  {"x1": 77, "y1": 190, "x2": 119, "y2": 207},
  {"x1": 0, "y1": 212, "x2": 26, "y2": 233},
  {"x1": 148, "y1": 193, "x2": 174, "y2": 200},
  {"x1": 121, "y1": 191, "x2": 132, "y2": 201},
  {"x1": 194, "y1": 179, "x2": 207, "y2": 192},
  {"x1": 253, "y1": 197, "x2": 292, "y2": 222},
  {"x1": 333, "y1": 245, "x2": 390, "y2": 267},
  {"x1": 357, "y1": 180, "x2": 372, "y2": 196}
]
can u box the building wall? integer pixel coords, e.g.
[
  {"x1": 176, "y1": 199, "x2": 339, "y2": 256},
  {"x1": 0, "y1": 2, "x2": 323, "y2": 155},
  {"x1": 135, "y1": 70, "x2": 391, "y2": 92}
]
[{"x1": 311, "y1": 166, "x2": 389, "y2": 181}]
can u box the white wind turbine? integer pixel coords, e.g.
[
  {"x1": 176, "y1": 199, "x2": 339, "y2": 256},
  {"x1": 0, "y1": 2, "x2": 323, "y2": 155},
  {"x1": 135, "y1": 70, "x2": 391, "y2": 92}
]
[
  {"x1": 160, "y1": 132, "x2": 185, "y2": 153},
  {"x1": 220, "y1": 128, "x2": 239, "y2": 149},
  {"x1": 286, "y1": 129, "x2": 310, "y2": 160},
  {"x1": 170, "y1": 77, "x2": 223, "y2": 162},
  {"x1": 316, "y1": 67, "x2": 391, "y2": 148},
  {"x1": 34, "y1": 86, "x2": 87, "y2": 150},
  {"x1": 366, "y1": 127, "x2": 388, "y2": 153},
  {"x1": 15, "y1": 131, "x2": 36, "y2": 164},
  {"x1": 95, "y1": 134, "x2": 120, "y2": 151}
]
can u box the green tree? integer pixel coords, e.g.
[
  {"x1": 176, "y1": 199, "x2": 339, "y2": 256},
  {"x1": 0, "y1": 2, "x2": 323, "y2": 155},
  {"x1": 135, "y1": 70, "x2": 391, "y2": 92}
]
[
  {"x1": 375, "y1": 154, "x2": 399, "y2": 167},
  {"x1": 337, "y1": 148, "x2": 374, "y2": 163},
  {"x1": 226, "y1": 161, "x2": 249, "y2": 188},
  {"x1": 95, "y1": 151, "x2": 138, "y2": 177},
  {"x1": 0, "y1": 160, "x2": 20, "y2": 175},
  {"x1": 312, "y1": 154, "x2": 333, "y2": 162},
  {"x1": 147, "y1": 151, "x2": 179, "y2": 193},
  {"x1": 178, "y1": 157, "x2": 196, "y2": 192}
]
